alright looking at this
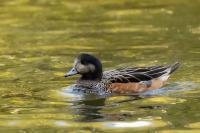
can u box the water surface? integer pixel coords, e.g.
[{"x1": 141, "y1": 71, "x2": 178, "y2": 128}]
[{"x1": 0, "y1": 0, "x2": 200, "y2": 132}]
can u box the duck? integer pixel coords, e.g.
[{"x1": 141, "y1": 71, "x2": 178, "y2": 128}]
[{"x1": 64, "y1": 53, "x2": 180, "y2": 94}]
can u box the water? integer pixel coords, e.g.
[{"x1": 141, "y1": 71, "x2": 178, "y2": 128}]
[{"x1": 0, "y1": 0, "x2": 200, "y2": 132}]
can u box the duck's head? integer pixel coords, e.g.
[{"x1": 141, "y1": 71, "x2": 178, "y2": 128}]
[{"x1": 65, "y1": 53, "x2": 103, "y2": 80}]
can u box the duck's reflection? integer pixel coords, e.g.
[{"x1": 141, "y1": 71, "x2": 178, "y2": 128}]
[
  {"x1": 73, "y1": 98, "x2": 106, "y2": 122},
  {"x1": 63, "y1": 84, "x2": 162, "y2": 122},
  {"x1": 62, "y1": 85, "x2": 107, "y2": 121},
  {"x1": 72, "y1": 94, "x2": 147, "y2": 122},
  {"x1": 65, "y1": 86, "x2": 144, "y2": 122}
]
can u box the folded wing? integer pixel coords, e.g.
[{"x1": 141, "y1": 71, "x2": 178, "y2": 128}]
[{"x1": 103, "y1": 62, "x2": 180, "y2": 83}]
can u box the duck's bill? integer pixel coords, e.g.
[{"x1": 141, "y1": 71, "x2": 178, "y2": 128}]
[{"x1": 64, "y1": 67, "x2": 78, "y2": 77}]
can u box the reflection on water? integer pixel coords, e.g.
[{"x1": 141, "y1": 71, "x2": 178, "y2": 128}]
[{"x1": 0, "y1": 0, "x2": 200, "y2": 132}]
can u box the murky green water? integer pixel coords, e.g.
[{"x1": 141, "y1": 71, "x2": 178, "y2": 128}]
[{"x1": 0, "y1": 0, "x2": 200, "y2": 132}]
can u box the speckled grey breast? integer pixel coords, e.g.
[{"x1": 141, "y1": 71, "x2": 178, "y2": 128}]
[{"x1": 76, "y1": 79, "x2": 111, "y2": 93}]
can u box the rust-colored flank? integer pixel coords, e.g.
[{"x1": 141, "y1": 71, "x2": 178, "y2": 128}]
[{"x1": 108, "y1": 79, "x2": 166, "y2": 93}]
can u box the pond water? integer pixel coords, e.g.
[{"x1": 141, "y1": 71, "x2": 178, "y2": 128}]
[{"x1": 0, "y1": 0, "x2": 200, "y2": 132}]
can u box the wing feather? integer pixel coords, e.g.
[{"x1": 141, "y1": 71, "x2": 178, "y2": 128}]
[{"x1": 103, "y1": 63, "x2": 179, "y2": 83}]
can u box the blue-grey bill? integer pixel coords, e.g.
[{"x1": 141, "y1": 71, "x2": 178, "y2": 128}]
[{"x1": 64, "y1": 67, "x2": 78, "y2": 77}]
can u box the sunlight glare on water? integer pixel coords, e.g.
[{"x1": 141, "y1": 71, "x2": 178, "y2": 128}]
[
  {"x1": 106, "y1": 121, "x2": 152, "y2": 128},
  {"x1": 0, "y1": 0, "x2": 200, "y2": 132}
]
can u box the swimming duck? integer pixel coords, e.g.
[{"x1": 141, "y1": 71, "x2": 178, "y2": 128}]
[{"x1": 65, "y1": 53, "x2": 180, "y2": 94}]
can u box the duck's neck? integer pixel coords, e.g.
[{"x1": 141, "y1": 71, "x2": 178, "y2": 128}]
[{"x1": 80, "y1": 71, "x2": 102, "y2": 81}]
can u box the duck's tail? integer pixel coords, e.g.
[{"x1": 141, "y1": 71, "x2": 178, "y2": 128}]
[
  {"x1": 159, "y1": 62, "x2": 180, "y2": 81},
  {"x1": 169, "y1": 62, "x2": 181, "y2": 74}
]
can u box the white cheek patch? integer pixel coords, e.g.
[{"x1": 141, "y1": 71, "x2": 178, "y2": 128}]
[
  {"x1": 88, "y1": 64, "x2": 95, "y2": 72},
  {"x1": 74, "y1": 58, "x2": 96, "y2": 74},
  {"x1": 78, "y1": 64, "x2": 85, "y2": 70},
  {"x1": 77, "y1": 64, "x2": 89, "y2": 73},
  {"x1": 76, "y1": 63, "x2": 96, "y2": 74}
]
